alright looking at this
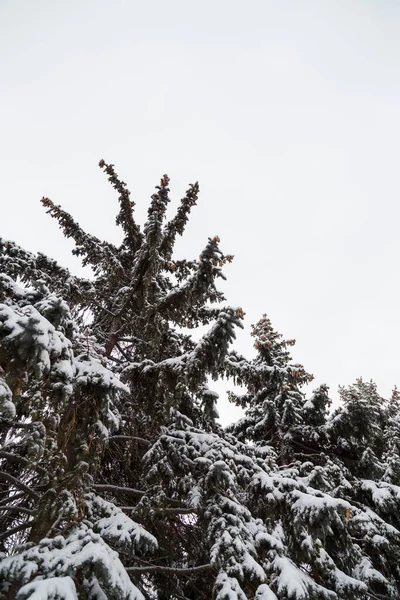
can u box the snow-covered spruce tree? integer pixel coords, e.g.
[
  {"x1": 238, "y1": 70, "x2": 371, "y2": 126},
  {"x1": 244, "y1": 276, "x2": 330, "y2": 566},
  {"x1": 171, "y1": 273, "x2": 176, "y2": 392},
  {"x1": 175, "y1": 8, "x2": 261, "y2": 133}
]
[
  {"x1": 229, "y1": 317, "x2": 400, "y2": 598},
  {"x1": 0, "y1": 163, "x2": 260, "y2": 600},
  {"x1": 382, "y1": 387, "x2": 400, "y2": 486},
  {"x1": 0, "y1": 271, "x2": 155, "y2": 600},
  {"x1": 1, "y1": 160, "x2": 400, "y2": 599},
  {"x1": 227, "y1": 315, "x2": 315, "y2": 463},
  {"x1": 323, "y1": 379, "x2": 400, "y2": 597}
]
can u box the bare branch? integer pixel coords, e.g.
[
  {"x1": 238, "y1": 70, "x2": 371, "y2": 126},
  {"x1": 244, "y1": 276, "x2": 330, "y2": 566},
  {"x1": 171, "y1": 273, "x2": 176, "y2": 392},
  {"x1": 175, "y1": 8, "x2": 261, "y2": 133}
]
[
  {"x1": 0, "y1": 505, "x2": 34, "y2": 516},
  {"x1": 106, "y1": 355, "x2": 125, "y2": 365},
  {"x1": 45, "y1": 513, "x2": 63, "y2": 539},
  {"x1": 0, "y1": 471, "x2": 40, "y2": 500},
  {"x1": 0, "y1": 492, "x2": 25, "y2": 505},
  {"x1": 93, "y1": 484, "x2": 189, "y2": 508},
  {"x1": 0, "y1": 419, "x2": 41, "y2": 430},
  {"x1": 0, "y1": 520, "x2": 32, "y2": 542},
  {"x1": 115, "y1": 342, "x2": 131, "y2": 362},
  {"x1": 0, "y1": 451, "x2": 46, "y2": 475},
  {"x1": 366, "y1": 592, "x2": 390, "y2": 600},
  {"x1": 110, "y1": 435, "x2": 151, "y2": 447},
  {"x1": 119, "y1": 337, "x2": 148, "y2": 344},
  {"x1": 126, "y1": 563, "x2": 215, "y2": 575},
  {"x1": 120, "y1": 506, "x2": 197, "y2": 515},
  {"x1": 92, "y1": 484, "x2": 145, "y2": 497},
  {"x1": 160, "y1": 507, "x2": 197, "y2": 515}
]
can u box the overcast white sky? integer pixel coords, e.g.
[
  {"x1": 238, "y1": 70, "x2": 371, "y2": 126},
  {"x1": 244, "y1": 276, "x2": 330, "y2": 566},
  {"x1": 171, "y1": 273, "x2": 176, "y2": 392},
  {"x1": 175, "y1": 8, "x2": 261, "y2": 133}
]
[{"x1": 2, "y1": 0, "x2": 400, "y2": 423}]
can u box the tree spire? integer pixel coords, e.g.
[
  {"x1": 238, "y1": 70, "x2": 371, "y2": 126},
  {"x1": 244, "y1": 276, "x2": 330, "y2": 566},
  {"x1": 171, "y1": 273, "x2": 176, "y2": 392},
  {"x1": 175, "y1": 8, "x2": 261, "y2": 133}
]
[{"x1": 99, "y1": 159, "x2": 142, "y2": 251}]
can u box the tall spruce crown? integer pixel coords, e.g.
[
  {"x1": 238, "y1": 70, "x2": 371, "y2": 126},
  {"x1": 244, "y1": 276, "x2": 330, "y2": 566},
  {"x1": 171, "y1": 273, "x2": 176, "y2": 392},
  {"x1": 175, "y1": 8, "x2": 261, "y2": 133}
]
[{"x1": 1, "y1": 161, "x2": 400, "y2": 600}]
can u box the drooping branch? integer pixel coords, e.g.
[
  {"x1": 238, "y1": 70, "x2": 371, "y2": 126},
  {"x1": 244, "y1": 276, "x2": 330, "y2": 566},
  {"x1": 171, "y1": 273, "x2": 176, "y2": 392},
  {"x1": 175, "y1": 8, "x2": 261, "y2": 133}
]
[
  {"x1": 0, "y1": 471, "x2": 40, "y2": 500},
  {"x1": 0, "y1": 505, "x2": 34, "y2": 516},
  {"x1": 0, "y1": 520, "x2": 32, "y2": 542},
  {"x1": 0, "y1": 492, "x2": 25, "y2": 505},
  {"x1": 0, "y1": 452, "x2": 46, "y2": 475}
]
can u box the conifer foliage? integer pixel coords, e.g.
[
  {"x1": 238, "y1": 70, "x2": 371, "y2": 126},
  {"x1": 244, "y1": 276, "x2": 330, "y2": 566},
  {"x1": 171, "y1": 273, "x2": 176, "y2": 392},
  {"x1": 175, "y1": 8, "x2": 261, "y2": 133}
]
[{"x1": 1, "y1": 161, "x2": 400, "y2": 599}]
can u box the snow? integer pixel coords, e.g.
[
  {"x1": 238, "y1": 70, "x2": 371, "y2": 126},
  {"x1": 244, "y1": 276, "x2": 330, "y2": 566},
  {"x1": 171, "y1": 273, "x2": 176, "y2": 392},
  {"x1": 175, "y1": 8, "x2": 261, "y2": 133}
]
[
  {"x1": 0, "y1": 526, "x2": 145, "y2": 600},
  {"x1": 241, "y1": 554, "x2": 266, "y2": 581},
  {"x1": 17, "y1": 577, "x2": 78, "y2": 600},
  {"x1": 89, "y1": 494, "x2": 157, "y2": 552},
  {"x1": 0, "y1": 376, "x2": 16, "y2": 419},
  {"x1": 187, "y1": 485, "x2": 202, "y2": 509},
  {"x1": 291, "y1": 490, "x2": 351, "y2": 516},
  {"x1": 361, "y1": 479, "x2": 395, "y2": 508},
  {"x1": 354, "y1": 556, "x2": 388, "y2": 586},
  {"x1": 215, "y1": 573, "x2": 247, "y2": 600},
  {"x1": 254, "y1": 584, "x2": 278, "y2": 600},
  {"x1": 84, "y1": 577, "x2": 108, "y2": 600},
  {"x1": 75, "y1": 357, "x2": 129, "y2": 394},
  {"x1": 270, "y1": 555, "x2": 335, "y2": 600},
  {"x1": 0, "y1": 283, "x2": 127, "y2": 456}
]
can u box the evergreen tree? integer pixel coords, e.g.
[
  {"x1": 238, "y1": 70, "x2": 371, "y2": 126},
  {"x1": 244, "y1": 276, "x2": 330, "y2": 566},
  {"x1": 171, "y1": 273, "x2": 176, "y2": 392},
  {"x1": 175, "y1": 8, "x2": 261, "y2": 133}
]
[
  {"x1": 1, "y1": 160, "x2": 400, "y2": 600},
  {"x1": 382, "y1": 387, "x2": 400, "y2": 485},
  {"x1": 228, "y1": 319, "x2": 400, "y2": 598},
  {"x1": 327, "y1": 379, "x2": 386, "y2": 478},
  {"x1": 228, "y1": 314, "x2": 314, "y2": 463},
  {"x1": 0, "y1": 272, "x2": 154, "y2": 600}
]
